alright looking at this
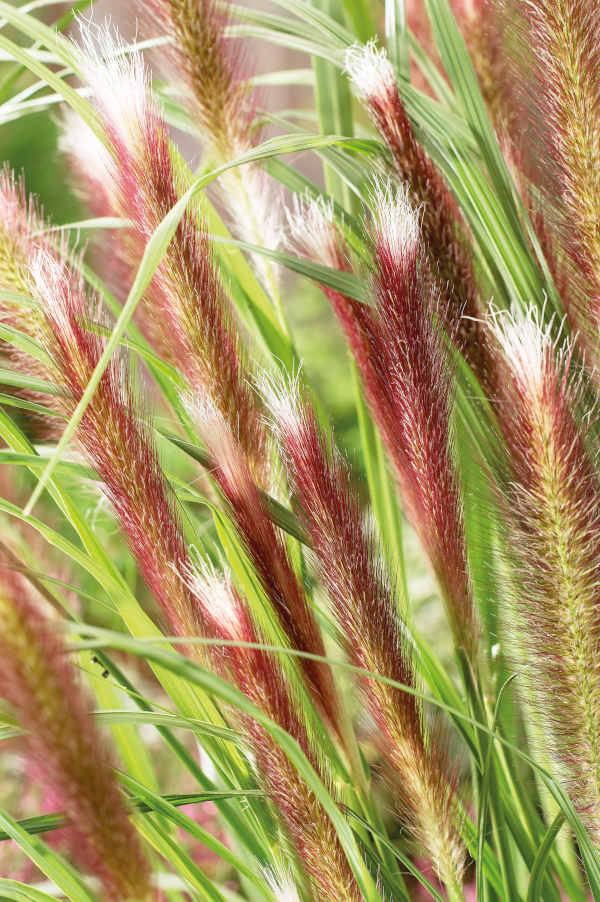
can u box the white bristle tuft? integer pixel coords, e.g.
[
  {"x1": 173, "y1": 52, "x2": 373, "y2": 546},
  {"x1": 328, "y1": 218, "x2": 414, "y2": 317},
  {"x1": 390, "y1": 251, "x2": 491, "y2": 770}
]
[
  {"x1": 286, "y1": 194, "x2": 340, "y2": 267},
  {"x1": 345, "y1": 40, "x2": 396, "y2": 101},
  {"x1": 78, "y1": 20, "x2": 150, "y2": 151},
  {"x1": 180, "y1": 558, "x2": 243, "y2": 641},
  {"x1": 372, "y1": 180, "x2": 421, "y2": 261}
]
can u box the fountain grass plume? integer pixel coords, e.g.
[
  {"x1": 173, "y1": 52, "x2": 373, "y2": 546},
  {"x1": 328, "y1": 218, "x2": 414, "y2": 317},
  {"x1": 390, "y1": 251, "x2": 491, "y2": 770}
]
[
  {"x1": 76, "y1": 22, "x2": 267, "y2": 482},
  {"x1": 491, "y1": 308, "x2": 600, "y2": 844},
  {"x1": 262, "y1": 372, "x2": 467, "y2": 897},
  {"x1": 184, "y1": 394, "x2": 342, "y2": 737},
  {"x1": 345, "y1": 41, "x2": 498, "y2": 397},
  {"x1": 186, "y1": 563, "x2": 362, "y2": 902},
  {"x1": 0, "y1": 568, "x2": 151, "y2": 900}
]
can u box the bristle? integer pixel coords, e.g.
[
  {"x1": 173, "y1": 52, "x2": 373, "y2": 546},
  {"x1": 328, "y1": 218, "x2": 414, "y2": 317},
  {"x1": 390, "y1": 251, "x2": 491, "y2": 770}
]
[
  {"x1": 262, "y1": 373, "x2": 466, "y2": 892},
  {"x1": 0, "y1": 569, "x2": 151, "y2": 900},
  {"x1": 345, "y1": 43, "x2": 498, "y2": 397},
  {"x1": 264, "y1": 872, "x2": 302, "y2": 902},
  {"x1": 490, "y1": 308, "x2": 600, "y2": 843}
]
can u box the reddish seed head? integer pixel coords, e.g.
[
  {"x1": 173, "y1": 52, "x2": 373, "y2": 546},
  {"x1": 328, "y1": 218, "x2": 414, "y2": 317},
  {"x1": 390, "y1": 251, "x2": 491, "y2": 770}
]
[
  {"x1": 262, "y1": 373, "x2": 466, "y2": 886},
  {"x1": 0, "y1": 569, "x2": 151, "y2": 901},
  {"x1": 498, "y1": 0, "x2": 600, "y2": 369},
  {"x1": 184, "y1": 393, "x2": 340, "y2": 732},
  {"x1": 77, "y1": 25, "x2": 267, "y2": 481},
  {"x1": 288, "y1": 185, "x2": 478, "y2": 658},
  {"x1": 345, "y1": 43, "x2": 498, "y2": 397},
  {"x1": 370, "y1": 184, "x2": 478, "y2": 656},
  {"x1": 30, "y1": 248, "x2": 206, "y2": 642},
  {"x1": 186, "y1": 560, "x2": 361, "y2": 901}
]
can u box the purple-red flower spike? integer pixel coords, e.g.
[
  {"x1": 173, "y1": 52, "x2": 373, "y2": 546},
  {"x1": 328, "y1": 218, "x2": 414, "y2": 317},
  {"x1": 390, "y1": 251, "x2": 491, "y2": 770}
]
[
  {"x1": 491, "y1": 310, "x2": 600, "y2": 844},
  {"x1": 30, "y1": 249, "x2": 208, "y2": 643},
  {"x1": 0, "y1": 569, "x2": 152, "y2": 901},
  {"x1": 184, "y1": 396, "x2": 341, "y2": 737},
  {"x1": 370, "y1": 185, "x2": 478, "y2": 658},
  {"x1": 76, "y1": 27, "x2": 268, "y2": 481},
  {"x1": 288, "y1": 188, "x2": 478, "y2": 659},
  {"x1": 186, "y1": 564, "x2": 362, "y2": 902},
  {"x1": 262, "y1": 374, "x2": 466, "y2": 894},
  {"x1": 345, "y1": 42, "x2": 498, "y2": 398}
]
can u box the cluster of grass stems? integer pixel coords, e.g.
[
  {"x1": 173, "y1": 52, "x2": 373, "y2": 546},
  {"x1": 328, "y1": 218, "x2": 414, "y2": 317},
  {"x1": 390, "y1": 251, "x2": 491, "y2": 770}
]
[{"x1": 1, "y1": 0, "x2": 600, "y2": 899}]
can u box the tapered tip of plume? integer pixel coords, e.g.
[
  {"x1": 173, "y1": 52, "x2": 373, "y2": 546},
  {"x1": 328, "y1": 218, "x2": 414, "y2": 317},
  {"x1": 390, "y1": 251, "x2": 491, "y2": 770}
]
[
  {"x1": 258, "y1": 369, "x2": 303, "y2": 440},
  {"x1": 59, "y1": 107, "x2": 113, "y2": 184},
  {"x1": 345, "y1": 40, "x2": 396, "y2": 102},
  {"x1": 29, "y1": 248, "x2": 79, "y2": 342},
  {"x1": 488, "y1": 307, "x2": 566, "y2": 396},
  {"x1": 285, "y1": 195, "x2": 341, "y2": 267},
  {"x1": 181, "y1": 558, "x2": 246, "y2": 642},
  {"x1": 371, "y1": 180, "x2": 421, "y2": 265},
  {"x1": 264, "y1": 871, "x2": 302, "y2": 902},
  {"x1": 182, "y1": 392, "x2": 239, "y2": 478},
  {"x1": 77, "y1": 19, "x2": 150, "y2": 152}
]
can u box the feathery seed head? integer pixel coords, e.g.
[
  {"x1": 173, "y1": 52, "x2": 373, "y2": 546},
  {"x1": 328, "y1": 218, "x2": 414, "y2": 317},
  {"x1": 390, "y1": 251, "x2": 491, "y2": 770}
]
[
  {"x1": 369, "y1": 184, "x2": 478, "y2": 657},
  {"x1": 178, "y1": 555, "x2": 359, "y2": 901},
  {"x1": 185, "y1": 387, "x2": 341, "y2": 733},
  {"x1": 80, "y1": 22, "x2": 265, "y2": 476},
  {"x1": 76, "y1": 24, "x2": 266, "y2": 480},
  {"x1": 145, "y1": 0, "x2": 253, "y2": 156},
  {"x1": 346, "y1": 50, "x2": 496, "y2": 397},
  {"x1": 30, "y1": 248, "x2": 205, "y2": 642},
  {"x1": 263, "y1": 372, "x2": 466, "y2": 886},
  {"x1": 0, "y1": 569, "x2": 151, "y2": 900},
  {"x1": 490, "y1": 306, "x2": 600, "y2": 842},
  {"x1": 79, "y1": 22, "x2": 150, "y2": 162},
  {"x1": 141, "y1": 0, "x2": 281, "y2": 282}
]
